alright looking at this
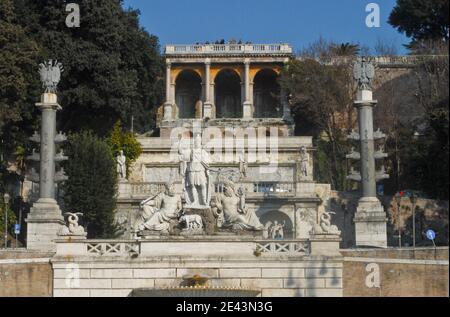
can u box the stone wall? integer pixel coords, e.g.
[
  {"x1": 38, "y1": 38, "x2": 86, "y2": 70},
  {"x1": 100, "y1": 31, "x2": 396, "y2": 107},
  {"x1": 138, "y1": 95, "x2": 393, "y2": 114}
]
[
  {"x1": 341, "y1": 247, "x2": 449, "y2": 297},
  {"x1": 51, "y1": 258, "x2": 343, "y2": 297},
  {"x1": 51, "y1": 239, "x2": 343, "y2": 297},
  {"x1": 0, "y1": 250, "x2": 53, "y2": 297}
]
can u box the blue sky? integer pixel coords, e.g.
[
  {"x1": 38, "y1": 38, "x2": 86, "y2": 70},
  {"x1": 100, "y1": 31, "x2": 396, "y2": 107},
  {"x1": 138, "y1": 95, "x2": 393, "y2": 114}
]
[{"x1": 123, "y1": 0, "x2": 410, "y2": 54}]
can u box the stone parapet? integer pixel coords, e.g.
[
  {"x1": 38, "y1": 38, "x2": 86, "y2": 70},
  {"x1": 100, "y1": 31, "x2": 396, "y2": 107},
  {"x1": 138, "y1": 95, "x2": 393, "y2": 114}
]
[{"x1": 51, "y1": 238, "x2": 343, "y2": 297}]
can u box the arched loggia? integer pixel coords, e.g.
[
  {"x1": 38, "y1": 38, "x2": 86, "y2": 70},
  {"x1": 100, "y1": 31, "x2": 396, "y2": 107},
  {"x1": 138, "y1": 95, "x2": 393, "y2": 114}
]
[
  {"x1": 253, "y1": 69, "x2": 281, "y2": 118},
  {"x1": 215, "y1": 69, "x2": 242, "y2": 118},
  {"x1": 175, "y1": 70, "x2": 202, "y2": 119}
]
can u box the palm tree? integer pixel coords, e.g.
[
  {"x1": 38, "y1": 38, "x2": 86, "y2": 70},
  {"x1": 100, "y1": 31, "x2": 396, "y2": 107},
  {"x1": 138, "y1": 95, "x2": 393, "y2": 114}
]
[{"x1": 331, "y1": 43, "x2": 360, "y2": 56}]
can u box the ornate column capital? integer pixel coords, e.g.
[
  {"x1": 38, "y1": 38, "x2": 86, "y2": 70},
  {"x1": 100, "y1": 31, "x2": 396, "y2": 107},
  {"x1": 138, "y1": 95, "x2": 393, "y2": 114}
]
[
  {"x1": 244, "y1": 58, "x2": 251, "y2": 66},
  {"x1": 205, "y1": 58, "x2": 211, "y2": 66}
]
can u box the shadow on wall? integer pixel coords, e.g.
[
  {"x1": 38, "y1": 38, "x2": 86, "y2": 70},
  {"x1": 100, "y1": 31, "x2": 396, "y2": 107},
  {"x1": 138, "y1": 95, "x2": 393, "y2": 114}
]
[{"x1": 330, "y1": 191, "x2": 449, "y2": 248}]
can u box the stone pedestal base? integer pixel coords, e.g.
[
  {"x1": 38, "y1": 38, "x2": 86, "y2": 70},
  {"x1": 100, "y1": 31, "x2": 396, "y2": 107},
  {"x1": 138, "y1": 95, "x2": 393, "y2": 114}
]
[
  {"x1": 203, "y1": 102, "x2": 213, "y2": 119},
  {"x1": 58, "y1": 234, "x2": 87, "y2": 241},
  {"x1": 117, "y1": 179, "x2": 131, "y2": 198},
  {"x1": 26, "y1": 198, "x2": 65, "y2": 251},
  {"x1": 354, "y1": 197, "x2": 387, "y2": 248},
  {"x1": 310, "y1": 234, "x2": 341, "y2": 257},
  {"x1": 243, "y1": 102, "x2": 253, "y2": 119},
  {"x1": 163, "y1": 102, "x2": 173, "y2": 121}
]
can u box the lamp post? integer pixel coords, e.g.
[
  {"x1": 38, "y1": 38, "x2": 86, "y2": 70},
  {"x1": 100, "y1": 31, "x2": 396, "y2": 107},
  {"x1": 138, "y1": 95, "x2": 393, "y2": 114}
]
[
  {"x1": 3, "y1": 193, "x2": 10, "y2": 249},
  {"x1": 410, "y1": 193, "x2": 417, "y2": 249},
  {"x1": 395, "y1": 192, "x2": 402, "y2": 248}
]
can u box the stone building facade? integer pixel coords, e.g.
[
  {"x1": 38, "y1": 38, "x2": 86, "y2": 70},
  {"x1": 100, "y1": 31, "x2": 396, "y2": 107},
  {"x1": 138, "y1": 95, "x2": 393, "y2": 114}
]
[{"x1": 116, "y1": 43, "x2": 330, "y2": 241}]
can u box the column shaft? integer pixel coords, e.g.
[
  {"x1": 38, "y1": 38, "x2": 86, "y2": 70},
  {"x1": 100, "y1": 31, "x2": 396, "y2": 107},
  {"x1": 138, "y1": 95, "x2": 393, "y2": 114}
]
[
  {"x1": 244, "y1": 60, "x2": 250, "y2": 102},
  {"x1": 165, "y1": 62, "x2": 171, "y2": 103},
  {"x1": 164, "y1": 61, "x2": 173, "y2": 120},
  {"x1": 358, "y1": 104, "x2": 377, "y2": 198},
  {"x1": 243, "y1": 59, "x2": 252, "y2": 118},
  {"x1": 203, "y1": 59, "x2": 213, "y2": 118},
  {"x1": 205, "y1": 62, "x2": 211, "y2": 102},
  {"x1": 39, "y1": 107, "x2": 57, "y2": 199}
]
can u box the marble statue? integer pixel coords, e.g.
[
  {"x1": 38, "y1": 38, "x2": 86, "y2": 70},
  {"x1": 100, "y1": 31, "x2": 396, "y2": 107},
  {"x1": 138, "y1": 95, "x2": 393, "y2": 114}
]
[
  {"x1": 58, "y1": 212, "x2": 87, "y2": 237},
  {"x1": 134, "y1": 183, "x2": 182, "y2": 234},
  {"x1": 313, "y1": 184, "x2": 341, "y2": 235},
  {"x1": 296, "y1": 208, "x2": 314, "y2": 239},
  {"x1": 179, "y1": 214, "x2": 203, "y2": 231},
  {"x1": 39, "y1": 60, "x2": 64, "y2": 93},
  {"x1": 268, "y1": 221, "x2": 285, "y2": 240},
  {"x1": 299, "y1": 146, "x2": 309, "y2": 177},
  {"x1": 211, "y1": 180, "x2": 263, "y2": 231},
  {"x1": 313, "y1": 211, "x2": 341, "y2": 235},
  {"x1": 179, "y1": 133, "x2": 212, "y2": 207},
  {"x1": 239, "y1": 150, "x2": 248, "y2": 179},
  {"x1": 117, "y1": 150, "x2": 127, "y2": 179},
  {"x1": 353, "y1": 57, "x2": 375, "y2": 91},
  {"x1": 348, "y1": 129, "x2": 360, "y2": 141}
]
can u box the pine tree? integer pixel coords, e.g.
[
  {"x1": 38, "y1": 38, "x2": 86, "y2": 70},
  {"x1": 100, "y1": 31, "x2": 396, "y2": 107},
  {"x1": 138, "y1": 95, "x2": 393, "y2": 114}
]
[{"x1": 389, "y1": 0, "x2": 449, "y2": 48}]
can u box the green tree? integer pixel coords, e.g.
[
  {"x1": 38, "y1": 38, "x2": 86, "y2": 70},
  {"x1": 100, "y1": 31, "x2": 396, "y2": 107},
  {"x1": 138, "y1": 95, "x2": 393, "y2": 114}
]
[
  {"x1": 280, "y1": 58, "x2": 354, "y2": 190},
  {"x1": 14, "y1": 0, "x2": 164, "y2": 136},
  {"x1": 63, "y1": 132, "x2": 117, "y2": 238},
  {"x1": 0, "y1": 0, "x2": 40, "y2": 178},
  {"x1": 0, "y1": 194, "x2": 17, "y2": 247},
  {"x1": 389, "y1": 0, "x2": 449, "y2": 48},
  {"x1": 403, "y1": 56, "x2": 449, "y2": 199},
  {"x1": 108, "y1": 120, "x2": 142, "y2": 176}
]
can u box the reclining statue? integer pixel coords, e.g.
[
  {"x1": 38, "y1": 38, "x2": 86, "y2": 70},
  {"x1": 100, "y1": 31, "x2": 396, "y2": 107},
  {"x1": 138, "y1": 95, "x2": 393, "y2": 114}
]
[
  {"x1": 134, "y1": 183, "x2": 182, "y2": 234},
  {"x1": 211, "y1": 180, "x2": 263, "y2": 231}
]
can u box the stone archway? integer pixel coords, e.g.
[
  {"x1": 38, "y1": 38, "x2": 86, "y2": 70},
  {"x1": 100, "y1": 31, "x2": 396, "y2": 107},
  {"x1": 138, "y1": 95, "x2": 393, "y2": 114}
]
[
  {"x1": 175, "y1": 69, "x2": 202, "y2": 119},
  {"x1": 214, "y1": 69, "x2": 242, "y2": 118},
  {"x1": 253, "y1": 69, "x2": 281, "y2": 118}
]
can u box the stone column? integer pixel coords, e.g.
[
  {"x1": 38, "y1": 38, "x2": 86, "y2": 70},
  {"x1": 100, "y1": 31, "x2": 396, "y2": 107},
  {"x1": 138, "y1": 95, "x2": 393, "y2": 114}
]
[
  {"x1": 203, "y1": 58, "x2": 213, "y2": 118},
  {"x1": 210, "y1": 83, "x2": 216, "y2": 118},
  {"x1": 26, "y1": 93, "x2": 65, "y2": 251},
  {"x1": 353, "y1": 89, "x2": 387, "y2": 248},
  {"x1": 243, "y1": 58, "x2": 253, "y2": 119},
  {"x1": 163, "y1": 60, "x2": 173, "y2": 121}
]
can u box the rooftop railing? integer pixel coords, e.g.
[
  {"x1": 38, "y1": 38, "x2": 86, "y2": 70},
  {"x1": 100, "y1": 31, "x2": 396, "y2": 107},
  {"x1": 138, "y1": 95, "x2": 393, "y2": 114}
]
[
  {"x1": 165, "y1": 44, "x2": 293, "y2": 55},
  {"x1": 297, "y1": 55, "x2": 448, "y2": 67}
]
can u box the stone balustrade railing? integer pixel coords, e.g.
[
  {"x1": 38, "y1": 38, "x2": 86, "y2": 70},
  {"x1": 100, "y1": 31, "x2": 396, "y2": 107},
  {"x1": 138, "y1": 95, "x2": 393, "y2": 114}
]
[
  {"x1": 56, "y1": 239, "x2": 311, "y2": 257},
  {"x1": 166, "y1": 44, "x2": 293, "y2": 55},
  {"x1": 123, "y1": 181, "x2": 295, "y2": 200},
  {"x1": 129, "y1": 182, "x2": 166, "y2": 197},
  {"x1": 297, "y1": 55, "x2": 447, "y2": 67}
]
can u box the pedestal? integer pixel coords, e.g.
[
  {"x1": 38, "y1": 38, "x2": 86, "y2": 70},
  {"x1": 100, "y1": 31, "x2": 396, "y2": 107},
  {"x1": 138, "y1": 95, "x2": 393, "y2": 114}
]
[
  {"x1": 354, "y1": 197, "x2": 387, "y2": 248},
  {"x1": 117, "y1": 178, "x2": 131, "y2": 198},
  {"x1": 163, "y1": 102, "x2": 173, "y2": 121},
  {"x1": 243, "y1": 102, "x2": 253, "y2": 119},
  {"x1": 310, "y1": 234, "x2": 341, "y2": 257},
  {"x1": 26, "y1": 198, "x2": 65, "y2": 251},
  {"x1": 203, "y1": 102, "x2": 213, "y2": 119}
]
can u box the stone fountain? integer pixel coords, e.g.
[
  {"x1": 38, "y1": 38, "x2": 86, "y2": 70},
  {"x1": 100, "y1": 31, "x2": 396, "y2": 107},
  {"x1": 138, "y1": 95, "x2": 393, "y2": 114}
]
[{"x1": 130, "y1": 274, "x2": 260, "y2": 297}]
